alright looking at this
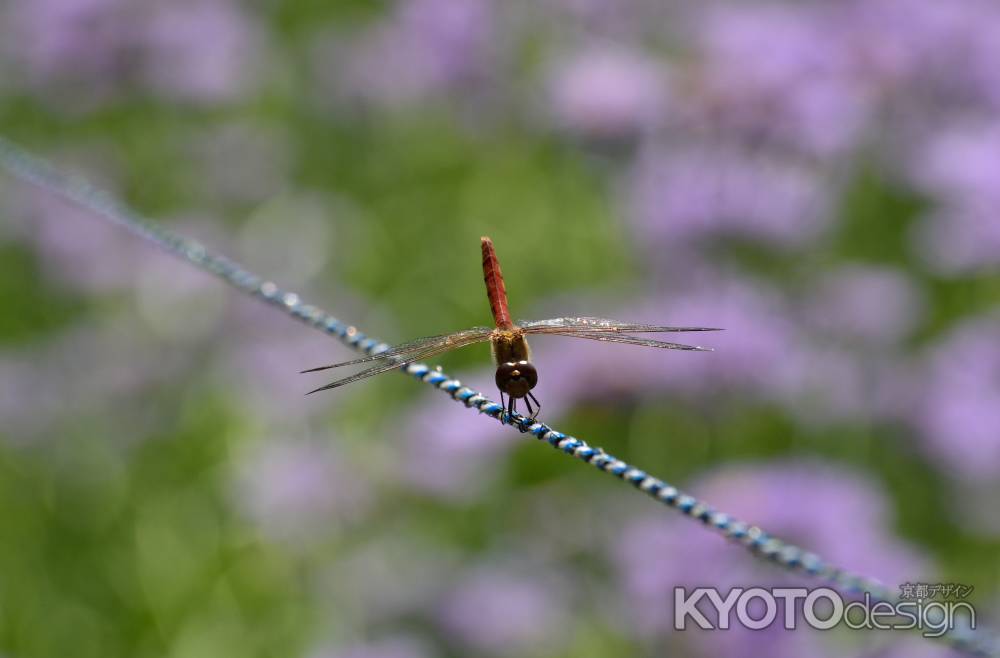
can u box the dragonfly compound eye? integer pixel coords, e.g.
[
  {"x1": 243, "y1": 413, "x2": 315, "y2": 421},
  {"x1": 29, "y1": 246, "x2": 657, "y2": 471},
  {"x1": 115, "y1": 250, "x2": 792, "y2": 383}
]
[{"x1": 496, "y1": 360, "x2": 538, "y2": 397}]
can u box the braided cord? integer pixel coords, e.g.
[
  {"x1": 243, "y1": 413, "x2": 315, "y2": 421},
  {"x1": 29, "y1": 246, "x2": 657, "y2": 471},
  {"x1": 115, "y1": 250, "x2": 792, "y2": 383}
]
[{"x1": 0, "y1": 136, "x2": 994, "y2": 656}]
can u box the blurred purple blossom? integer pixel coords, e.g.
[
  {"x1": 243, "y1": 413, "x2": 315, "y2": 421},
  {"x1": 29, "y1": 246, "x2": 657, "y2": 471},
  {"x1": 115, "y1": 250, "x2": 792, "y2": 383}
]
[
  {"x1": 9, "y1": 186, "x2": 140, "y2": 293},
  {"x1": 140, "y1": 0, "x2": 264, "y2": 104},
  {"x1": 802, "y1": 265, "x2": 923, "y2": 346},
  {"x1": 699, "y1": 6, "x2": 844, "y2": 92},
  {"x1": 916, "y1": 314, "x2": 1000, "y2": 481},
  {"x1": 1, "y1": 0, "x2": 265, "y2": 107},
  {"x1": 628, "y1": 144, "x2": 832, "y2": 250},
  {"x1": 540, "y1": 0, "x2": 666, "y2": 39},
  {"x1": 0, "y1": 313, "x2": 192, "y2": 441},
  {"x1": 911, "y1": 120, "x2": 1000, "y2": 209},
  {"x1": 336, "y1": 0, "x2": 495, "y2": 108},
  {"x1": 219, "y1": 300, "x2": 357, "y2": 423},
  {"x1": 547, "y1": 46, "x2": 668, "y2": 140},
  {"x1": 626, "y1": 278, "x2": 803, "y2": 400},
  {"x1": 1, "y1": 0, "x2": 132, "y2": 104},
  {"x1": 693, "y1": 4, "x2": 871, "y2": 158},
  {"x1": 781, "y1": 345, "x2": 917, "y2": 426},
  {"x1": 397, "y1": 383, "x2": 522, "y2": 498},
  {"x1": 913, "y1": 206, "x2": 1000, "y2": 275},
  {"x1": 657, "y1": 277, "x2": 919, "y2": 424},
  {"x1": 851, "y1": 0, "x2": 1000, "y2": 108},
  {"x1": 235, "y1": 439, "x2": 371, "y2": 544},
  {"x1": 614, "y1": 460, "x2": 931, "y2": 655},
  {"x1": 909, "y1": 120, "x2": 1000, "y2": 273},
  {"x1": 436, "y1": 564, "x2": 571, "y2": 655}
]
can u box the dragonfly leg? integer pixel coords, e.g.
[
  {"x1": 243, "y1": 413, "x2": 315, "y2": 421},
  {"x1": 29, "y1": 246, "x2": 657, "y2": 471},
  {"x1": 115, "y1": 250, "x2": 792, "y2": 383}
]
[
  {"x1": 526, "y1": 391, "x2": 541, "y2": 420},
  {"x1": 507, "y1": 392, "x2": 516, "y2": 422},
  {"x1": 499, "y1": 390, "x2": 507, "y2": 424}
]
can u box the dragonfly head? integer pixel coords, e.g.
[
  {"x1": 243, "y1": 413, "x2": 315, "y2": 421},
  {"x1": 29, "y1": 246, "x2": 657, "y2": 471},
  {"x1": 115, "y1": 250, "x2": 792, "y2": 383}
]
[{"x1": 496, "y1": 360, "x2": 537, "y2": 398}]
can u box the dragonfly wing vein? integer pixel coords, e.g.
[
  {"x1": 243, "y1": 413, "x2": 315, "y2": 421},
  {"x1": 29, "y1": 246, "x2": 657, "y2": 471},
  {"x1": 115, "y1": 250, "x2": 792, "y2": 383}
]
[
  {"x1": 305, "y1": 330, "x2": 493, "y2": 393},
  {"x1": 533, "y1": 330, "x2": 712, "y2": 351},
  {"x1": 518, "y1": 317, "x2": 722, "y2": 333},
  {"x1": 302, "y1": 327, "x2": 493, "y2": 373}
]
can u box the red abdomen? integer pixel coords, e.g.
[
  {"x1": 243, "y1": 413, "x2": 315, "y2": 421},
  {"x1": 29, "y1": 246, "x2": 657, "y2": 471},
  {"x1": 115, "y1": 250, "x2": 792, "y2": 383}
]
[{"x1": 481, "y1": 236, "x2": 513, "y2": 330}]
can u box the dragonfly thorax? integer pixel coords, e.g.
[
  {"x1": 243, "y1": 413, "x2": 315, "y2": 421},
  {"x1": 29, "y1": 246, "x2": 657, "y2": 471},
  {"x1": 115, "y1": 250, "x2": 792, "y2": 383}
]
[
  {"x1": 496, "y1": 360, "x2": 538, "y2": 398},
  {"x1": 490, "y1": 328, "x2": 530, "y2": 362}
]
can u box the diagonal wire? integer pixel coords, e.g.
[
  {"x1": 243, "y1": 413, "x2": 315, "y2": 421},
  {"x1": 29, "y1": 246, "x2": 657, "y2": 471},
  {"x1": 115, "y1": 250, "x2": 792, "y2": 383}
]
[{"x1": 0, "y1": 135, "x2": 995, "y2": 657}]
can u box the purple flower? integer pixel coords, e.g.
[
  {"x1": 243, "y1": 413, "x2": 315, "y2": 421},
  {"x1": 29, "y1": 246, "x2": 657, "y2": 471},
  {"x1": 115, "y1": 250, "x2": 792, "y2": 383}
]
[
  {"x1": 916, "y1": 314, "x2": 1000, "y2": 481},
  {"x1": 851, "y1": 0, "x2": 1000, "y2": 108},
  {"x1": 436, "y1": 564, "x2": 570, "y2": 654},
  {"x1": 140, "y1": 0, "x2": 264, "y2": 104},
  {"x1": 699, "y1": 6, "x2": 845, "y2": 91},
  {"x1": 9, "y1": 184, "x2": 140, "y2": 293},
  {"x1": 0, "y1": 0, "x2": 131, "y2": 104},
  {"x1": 642, "y1": 278, "x2": 805, "y2": 400},
  {"x1": 221, "y1": 299, "x2": 358, "y2": 423},
  {"x1": 338, "y1": 0, "x2": 495, "y2": 108},
  {"x1": 790, "y1": 343, "x2": 925, "y2": 428},
  {"x1": 913, "y1": 206, "x2": 1000, "y2": 275},
  {"x1": 628, "y1": 144, "x2": 832, "y2": 250},
  {"x1": 693, "y1": 4, "x2": 871, "y2": 157},
  {"x1": 547, "y1": 46, "x2": 668, "y2": 140},
  {"x1": 802, "y1": 265, "x2": 924, "y2": 346},
  {"x1": 911, "y1": 120, "x2": 1000, "y2": 209},
  {"x1": 651, "y1": 274, "x2": 916, "y2": 424},
  {"x1": 908, "y1": 119, "x2": 1000, "y2": 273},
  {"x1": 2, "y1": 0, "x2": 266, "y2": 107},
  {"x1": 0, "y1": 313, "x2": 192, "y2": 441},
  {"x1": 539, "y1": 0, "x2": 670, "y2": 40},
  {"x1": 397, "y1": 378, "x2": 523, "y2": 498},
  {"x1": 234, "y1": 439, "x2": 370, "y2": 544},
  {"x1": 614, "y1": 460, "x2": 931, "y2": 655}
]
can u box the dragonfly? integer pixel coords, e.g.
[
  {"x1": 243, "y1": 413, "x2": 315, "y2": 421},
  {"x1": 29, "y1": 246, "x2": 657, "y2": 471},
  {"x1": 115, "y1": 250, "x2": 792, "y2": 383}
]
[{"x1": 303, "y1": 237, "x2": 719, "y2": 420}]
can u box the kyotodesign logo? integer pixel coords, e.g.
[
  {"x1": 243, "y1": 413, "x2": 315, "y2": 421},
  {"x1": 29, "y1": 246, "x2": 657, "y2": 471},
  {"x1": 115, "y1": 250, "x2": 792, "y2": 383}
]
[{"x1": 673, "y1": 586, "x2": 976, "y2": 638}]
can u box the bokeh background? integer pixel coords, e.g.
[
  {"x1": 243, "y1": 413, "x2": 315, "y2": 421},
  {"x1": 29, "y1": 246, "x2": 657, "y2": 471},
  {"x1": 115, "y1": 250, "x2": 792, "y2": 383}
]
[{"x1": 1, "y1": 0, "x2": 999, "y2": 657}]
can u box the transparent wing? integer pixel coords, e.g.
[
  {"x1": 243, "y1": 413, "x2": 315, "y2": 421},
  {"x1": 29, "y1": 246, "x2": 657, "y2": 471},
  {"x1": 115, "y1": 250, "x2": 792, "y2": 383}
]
[
  {"x1": 303, "y1": 327, "x2": 493, "y2": 394},
  {"x1": 535, "y1": 331, "x2": 712, "y2": 351},
  {"x1": 518, "y1": 317, "x2": 722, "y2": 334},
  {"x1": 302, "y1": 327, "x2": 493, "y2": 373},
  {"x1": 518, "y1": 317, "x2": 719, "y2": 351}
]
